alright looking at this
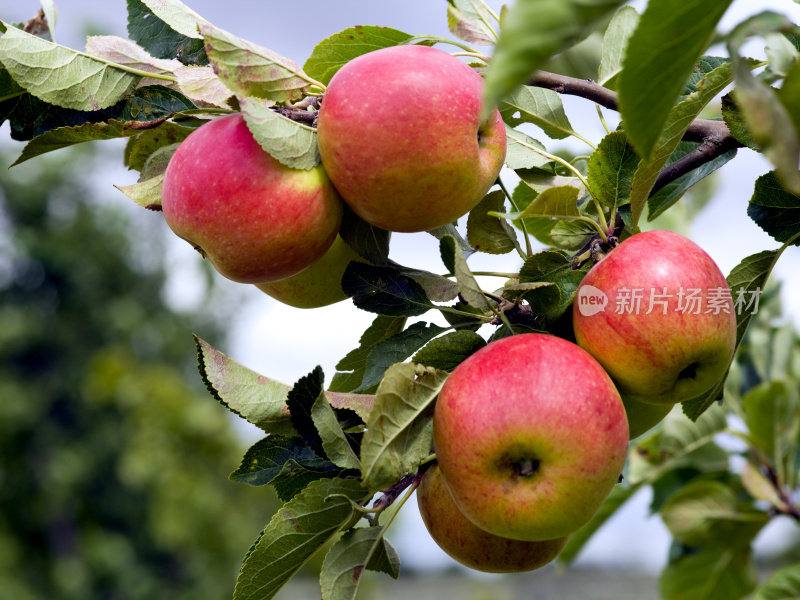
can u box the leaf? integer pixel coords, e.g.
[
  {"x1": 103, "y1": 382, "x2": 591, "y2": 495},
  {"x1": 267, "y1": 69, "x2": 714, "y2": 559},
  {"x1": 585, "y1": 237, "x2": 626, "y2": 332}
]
[
  {"x1": 85, "y1": 35, "x2": 179, "y2": 84},
  {"x1": 598, "y1": 6, "x2": 639, "y2": 88},
  {"x1": 483, "y1": 0, "x2": 626, "y2": 115},
  {"x1": 765, "y1": 31, "x2": 800, "y2": 78},
  {"x1": 194, "y1": 335, "x2": 295, "y2": 435},
  {"x1": 311, "y1": 396, "x2": 361, "y2": 470},
  {"x1": 748, "y1": 171, "x2": 800, "y2": 246},
  {"x1": 357, "y1": 322, "x2": 448, "y2": 392},
  {"x1": 341, "y1": 263, "x2": 434, "y2": 318},
  {"x1": 741, "y1": 380, "x2": 800, "y2": 464},
  {"x1": 499, "y1": 86, "x2": 575, "y2": 139},
  {"x1": 451, "y1": 240, "x2": 493, "y2": 312},
  {"x1": 660, "y1": 547, "x2": 757, "y2": 600},
  {"x1": 753, "y1": 563, "x2": 800, "y2": 600},
  {"x1": 115, "y1": 173, "x2": 164, "y2": 210},
  {"x1": 740, "y1": 461, "x2": 787, "y2": 508},
  {"x1": 780, "y1": 60, "x2": 800, "y2": 134},
  {"x1": 125, "y1": 121, "x2": 192, "y2": 172},
  {"x1": 628, "y1": 59, "x2": 736, "y2": 225},
  {"x1": 392, "y1": 266, "x2": 459, "y2": 303},
  {"x1": 0, "y1": 21, "x2": 138, "y2": 110},
  {"x1": 320, "y1": 527, "x2": 400, "y2": 600},
  {"x1": 138, "y1": 0, "x2": 209, "y2": 39},
  {"x1": 330, "y1": 316, "x2": 407, "y2": 394},
  {"x1": 174, "y1": 65, "x2": 235, "y2": 108},
  {"x1": 559, "y1": 483, "x2": 641, "y2": 565},
  {"x1": 233, "y1": 478, "x2": 369, "y2": 600},
  {"x1": 240, "y1": 96, "x2": 319, "y2": 169},
  {"x1": 447, "y1": 0, "x2": 497, "y2": 46},
  {"x1": 587, "y1": 130, "x2": 639, "y2": 209},
  {"x1": 466, "y1": 190, "x2": 518, "y2": 254},
  {"x1": 439, "y1": 235, "x2": 456, "y2": 274},
  {"x1": 11, "y1": 119, "x2": 127, "y2": 166},
  {"x1": 647, "y1": 142, "x2": 737, "y2": 220},
  {"x1": 40, "y1": 0, "x2": 58, "y2": 43},
  {"x1": 508, "y1": 181, "x2": 558, "y2": 244},
  {"x1": 504, "y1": 126, "x2": 553, "y2": 170},
  {"x1": 660, "y1": 480, "x2": 768, "y2": 548},
  {"x1": 412, "y1": 330, "x2": 487, "y2": 371},
  {"x1": 200, "y1": 22, "x2": 314, "y2": 104},
  {"x1": 518, "y1": 250, "x2": 588, "y2": 319},
  {"x1": 339, "y1": 207, "x2": 391, "y2": 266},
  {"x1": 618, "y1": 0, "x2": 733, "y2": 159},
  {"x1": 230, "y1": 435, "x2": 340, "y2": 487},
  {"x1": 286, "y1": 367, "x2": 327, "y2": 460},
  {"x1": 126, "y1": 0, "x2": 208, "y2": 65},
  {"x1": 360, "y1": 363, "x2": 448, "y2": 492},
  {"x1": 304, "y1": 26, "x2": 420, "y2": 86},
  {"x1": 727, "y1": 12, "x2": 800, "y2": 194},
  {"x1": 516, "y1": 185, "x2": 581, "y2": 219}
]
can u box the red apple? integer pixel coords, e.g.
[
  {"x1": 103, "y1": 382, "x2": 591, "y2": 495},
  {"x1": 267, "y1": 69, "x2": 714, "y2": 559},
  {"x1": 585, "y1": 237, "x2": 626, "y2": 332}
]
[
  {"x1": 572, "y1": 230, "x2": 737, "y2": 406},
  {"x1": 433, "y1": 333, "x2": 629, "y2": 542},
  {"x1": 417, "y1": 465, "x2": 568, "y2": 573},
  {"x1": 255, "y1": 235, "x2": 363, "y2": 309},
  {"x1": 161, "y1": 113, "x2": 343, "y2": 283},
  {"x1": 316, "y1": 45, "x2": 506, "y2": 233}
]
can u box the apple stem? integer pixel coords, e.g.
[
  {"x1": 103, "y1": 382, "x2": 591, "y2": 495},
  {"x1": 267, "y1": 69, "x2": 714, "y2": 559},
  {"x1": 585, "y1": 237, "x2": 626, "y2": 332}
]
[
  {"x1": 450, "y1": 51, "x2": 491, "y2": 63},
  {"x1": 404, "y1": 35, "x2": 479, "y2": 56}
]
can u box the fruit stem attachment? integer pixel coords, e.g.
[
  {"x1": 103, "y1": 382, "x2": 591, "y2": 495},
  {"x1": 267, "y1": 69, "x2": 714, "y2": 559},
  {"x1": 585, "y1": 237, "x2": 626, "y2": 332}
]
[
  {"x1": 450, "y1": 51, "x2": 491, "y2": 63},
  {"x1": 404, "y1": 35, "x2": 479, "y2": 55}
]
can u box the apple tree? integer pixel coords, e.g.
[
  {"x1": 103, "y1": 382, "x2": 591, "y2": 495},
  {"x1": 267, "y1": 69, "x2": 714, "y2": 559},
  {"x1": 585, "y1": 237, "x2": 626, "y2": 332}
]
[{"x1": 1, "y1": 1, "x2": 800, "y2": 599}]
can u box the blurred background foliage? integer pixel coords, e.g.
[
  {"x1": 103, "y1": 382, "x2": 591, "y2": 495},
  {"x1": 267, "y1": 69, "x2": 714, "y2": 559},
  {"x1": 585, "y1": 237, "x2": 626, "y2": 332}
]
[{"x1": 0, "y1": 143, "x2": 280, "y2": 600}]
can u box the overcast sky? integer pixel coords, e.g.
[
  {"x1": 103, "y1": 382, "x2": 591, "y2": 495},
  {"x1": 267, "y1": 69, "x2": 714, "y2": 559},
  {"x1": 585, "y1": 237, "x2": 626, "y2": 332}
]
[{"x1": 3, "y1": 0, "x2": 800, "y2": 575}]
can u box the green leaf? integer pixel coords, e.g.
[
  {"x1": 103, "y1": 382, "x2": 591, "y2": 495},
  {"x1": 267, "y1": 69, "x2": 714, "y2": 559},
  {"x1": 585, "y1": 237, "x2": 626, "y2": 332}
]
[
  {"x1": 311, "y1": 396, "x2": 361, "y2": 470},
  {"x1": 753, "y1": 563, "x2": 800, "y2": 600},
  {"x1": 127, "y1": 0, "x2": 208, "y2": 65},
  {"x1": 598, "y1": 6, "x2": 639, "y2": 88},
  {"x1": 230, "y1": 435, "x2": 339, "y2": 487},
  {"x1": 748, "y1": 171, "x2": 800, "y2": 246},
  {"x1": 304, "y1": 26, "x2": 421, "y2": 86},
  {"x1": 447, "y1": 0, "x2": 497, "y2": 46},
  {"x1": 412, "y1": 330, "x2": 487, "y2": 371},
  {"x1": 125, "y1": 122, "x2": 190, "y2": 172},
  {"x1": 618, "y1": 0, "x2": 733, "y2": 159},
  {"x1": 286, "y1": 367, "x2": 327, "y2": 460},
  {"x1": 741, "y1": 380, "x2": 800, "y2": 463},
  {"x1": 628, "y1": 59, "x2": 736, "y2": 225},
  {"x1": 517, "y1": 185, "x2": 582, "y2": 219},
  {"x1": 780, "y1": 60, "x2": 800, "y2": 133},
  {"x1": 647, "y1": 142, "x2": 737, "y2": 220},
  {"x1": 587, "y1": 130, "x2": 639, "y2": 209},
  {"x1": 559, "y1": 483, "x2": 641, "y2": 565},
  {"x1": 518, "y1": 250, "x2": 588, "y2": 319},
  {"x1": 499, "y1": 86, "x2": 575, "y2": 139},
  {"x1": 233, "y1": 478, "x2": 370, "y2": 600},
  {"x1": 466, "y1": 190, "x2": 518, "y2": 255},
  {"x1": 660, "y1": 547, "x2": 757, "y2": 600},
  {"x1": 660, "y1": 480, "x2": 768, "y2": 548},
  {"x1": 0, "y1": 21, "x2": 138, "y2": 110},
  {"x1": 341, "y1": 263, "x2": 434, "y2": 318},
  {"x1": 504, "y1": 126, "x2": 554, "y2": 170},
  {"x1": 483, "y1": 0, "x2": 626, "y2": 115},
  {"x1": 330, "y1": 316, "x2": 407, "y2": 393},
  {"x1": 392, "y1": 266, "x2": 459, "y2": 303},
  {"x1": 137, "y1": 0, "x2": 209, "y2": 39},
  {"x1": 240, "y1": 96, "x2": 319, "y2": 169},
  {"x1": 11, "y1": 119, "x2": 128, "y2": 166},
  {"x1": 114, "y1": 174, "x2": 164, "y2": 211},
  {"x1": 357, "y1": 322, "x2": 448, "y2": 392},
  {"x1": 508, "y1": 181, "x2": 557, "y2": 244},
  {"x1": 194, "y1": 335, "x2": 295, "y2": 435},
  {"x1": 741, "y1": 461, "x2": 787, "y2": 508},
  {"x1": 765, "y1": 31, "x2": 799, "y2": 78},
  {"x1": 270, "y1": 459, "x2": 341, "y2": 503},
  {"x1": 439, "y1": 235, "x2": 456, "y2": 274},
  {"x1": 360, "y1": 363, "x2": 448, "y2": 492},
  {"x1": 339, "y1": 207, "x2": 391, "y2": 266},
  {"x1": 201, "y1": 22, "x2": 315, "y2": 104},
  {"x1": 728, "y1": 12, "x2": 800, "y2": 194},
  {"x1": 85, "y1": 35, "x2": 178, "y2": 83},
  {"x1": 452, "y1": 240, "x2": 493, "y2": 312},
  {"x1": 320, "y1": 527, "x2": 400, "y2": 600}
]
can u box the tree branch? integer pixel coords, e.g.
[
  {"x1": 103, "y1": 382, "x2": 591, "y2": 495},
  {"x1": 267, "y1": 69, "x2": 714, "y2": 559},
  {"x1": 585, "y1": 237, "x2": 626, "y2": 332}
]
[{"x1": 528, "y1": 70, "x2": 745, "y2": 194}]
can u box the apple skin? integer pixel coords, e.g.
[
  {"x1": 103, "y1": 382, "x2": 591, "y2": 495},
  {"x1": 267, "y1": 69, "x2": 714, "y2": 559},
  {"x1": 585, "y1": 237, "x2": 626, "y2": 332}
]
[
  {"x1": 417, "y1": 465, "x2": 568, "y2": 573},
  {"x1": 572, "y1": 230, "x2": 737, "y2": 406},
  {"x1": 433, "y1": 333, "x2": 629, "y2": 542},
  {"x1": 255, "y1": 236, "x2": 363, "y2": 309},
  {"x1": 161, "y1": 113, "x2": 343, "y2": 284},
  {"x1": 316, "y1": 45, "x2": 506, "y2": 233}
]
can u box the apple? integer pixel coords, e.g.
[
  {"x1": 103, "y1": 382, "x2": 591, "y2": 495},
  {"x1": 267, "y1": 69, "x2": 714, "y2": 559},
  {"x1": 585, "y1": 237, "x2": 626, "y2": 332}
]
[
  {"x1": 433, "y1": 333, "x2": 629, "y2": 542},
  {"x1": 572, "y1": 229, "x2": 737, "y2": 406},
  {"x1": 316, "y1": 45, "x2": 506, "y2": 233},
  {"x1": 161, "y1": 113, "x2": 343, "y2": 284},
  {"x1": 255, "y1": 236, "x2": 363, "y2": 308},
  {"x1": 417, "y1": 465, "x2": 568, "y2": 573}
]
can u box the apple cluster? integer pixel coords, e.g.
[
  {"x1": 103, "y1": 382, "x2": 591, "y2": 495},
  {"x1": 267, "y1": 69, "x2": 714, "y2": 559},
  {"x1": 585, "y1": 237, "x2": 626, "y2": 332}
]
[{"x1": 160, "y1": 44, "x2": 506, "y2": 308}]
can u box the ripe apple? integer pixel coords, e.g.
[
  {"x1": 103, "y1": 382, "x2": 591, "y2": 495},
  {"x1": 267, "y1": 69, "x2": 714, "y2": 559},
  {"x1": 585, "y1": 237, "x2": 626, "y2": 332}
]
[
  {"x1": 417, "y1": 465, "x2": 568, "y2": 573},
  {"x1": 433, "y1": 333, "x2": 629, "y2": 542},
  {"x1": 316, "y1": 45, "x2": 506, "y2": 233},
  {"x1": 255, "y1": 236, "x2": 363, "y2": 308},
  {"x1": 572, "y1": 229, "x2": 737, "y2": 406},
  {"x1": 161, "y1": 113, "x2": 343, "y2": 283}
]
